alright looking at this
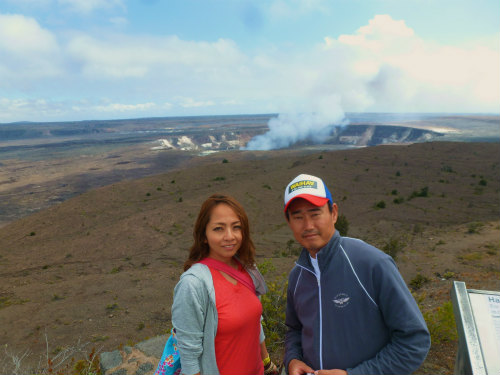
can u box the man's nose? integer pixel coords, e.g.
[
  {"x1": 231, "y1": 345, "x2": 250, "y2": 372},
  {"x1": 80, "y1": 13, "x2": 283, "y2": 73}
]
[{"x1": 303, "y1": 216, "x2": 314, "y2": 230}]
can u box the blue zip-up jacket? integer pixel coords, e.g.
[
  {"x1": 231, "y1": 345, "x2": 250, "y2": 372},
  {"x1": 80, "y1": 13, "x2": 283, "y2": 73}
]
[{"x1": 284, "y1": 231, "x2": 430, "y2": 374}]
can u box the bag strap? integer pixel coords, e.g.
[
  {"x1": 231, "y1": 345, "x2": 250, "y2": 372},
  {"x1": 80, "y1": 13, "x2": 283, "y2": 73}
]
[{"x1": 199, "y1": 257, "x2": 256, "y2": 294}]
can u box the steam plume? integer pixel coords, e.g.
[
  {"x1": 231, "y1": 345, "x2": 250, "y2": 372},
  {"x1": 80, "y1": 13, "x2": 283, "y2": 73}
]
[{"x1": 244, "y1": 95, "x2": 347, "y2": 150}]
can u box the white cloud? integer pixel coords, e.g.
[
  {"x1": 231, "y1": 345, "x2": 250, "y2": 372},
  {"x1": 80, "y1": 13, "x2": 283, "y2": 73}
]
[
  {"x1": 316, "y1": 15, "x2": 499, "y2": 112},
  {"x1": 0, "y1": 13, "x2": 498, "y2": 122},
  {"x1": 177, "y1": 97, "x2": 216, "y2": 108},
  {"x1": 0, "y1": 14, "x2": 62, "y2": 82},
  {"x1": 95, "y1": 102, "x2": 157, "y2": 112},
  {"x1": 66, "y1": 34, "x2": 245, "y2": 79},
  {"x1": 57, "y1": 0, "x2": 125, "y2": 14}
]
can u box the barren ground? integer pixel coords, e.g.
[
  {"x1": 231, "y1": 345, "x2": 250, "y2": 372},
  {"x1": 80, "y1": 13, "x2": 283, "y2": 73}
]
[{"x1": 0, "y1": 141, "x2": 499, "y2": 374}]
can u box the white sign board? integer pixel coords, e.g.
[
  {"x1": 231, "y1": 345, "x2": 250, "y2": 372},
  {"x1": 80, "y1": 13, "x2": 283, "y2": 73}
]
[
  {"x1": 468, "y1": 291, "x2": 500, "y2": 375},
  {"x1": 451, "y1": 281, "x2": 500, "y2": 375}
]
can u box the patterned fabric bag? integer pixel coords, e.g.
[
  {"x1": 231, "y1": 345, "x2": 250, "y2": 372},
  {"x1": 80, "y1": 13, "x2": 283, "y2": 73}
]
[{"x1": 154, "y1": 328, "x2": 181, "y2": 375}]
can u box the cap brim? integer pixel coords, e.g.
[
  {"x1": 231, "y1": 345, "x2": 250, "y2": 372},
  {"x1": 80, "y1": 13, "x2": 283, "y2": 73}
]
[{"x1": 284, "y1": 194, "x2": 330, "y2": 213}]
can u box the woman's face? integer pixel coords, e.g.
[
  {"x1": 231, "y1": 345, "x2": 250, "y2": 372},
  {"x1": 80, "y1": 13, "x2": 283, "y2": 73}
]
[{"x1": 205, "y1": 203, "x2": 242, "y2": 264}]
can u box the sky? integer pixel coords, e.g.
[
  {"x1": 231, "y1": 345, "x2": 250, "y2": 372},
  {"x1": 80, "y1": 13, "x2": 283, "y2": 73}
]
[{"x1": 0, "y1": 0, "x2": 499, "y2": 123}]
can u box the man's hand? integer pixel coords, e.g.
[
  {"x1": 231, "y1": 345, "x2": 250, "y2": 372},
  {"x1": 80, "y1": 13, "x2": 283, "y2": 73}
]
[
  {"x1": 314, "y1": 370, "x2": 347, "y2": 375},
  {"x1": 288, "y1": 359, "x2": 315, "y2": 375}
]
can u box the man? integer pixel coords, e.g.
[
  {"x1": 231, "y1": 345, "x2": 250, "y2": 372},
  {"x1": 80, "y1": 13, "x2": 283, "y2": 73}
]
[{"x1": 283, "y1": 174, "x2": 430, "y2": 375}]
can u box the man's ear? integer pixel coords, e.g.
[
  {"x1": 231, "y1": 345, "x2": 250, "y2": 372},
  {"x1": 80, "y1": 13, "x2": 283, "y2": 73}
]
[{"x1": 331, "y1": 203, "x2": 339, "y2": 224}]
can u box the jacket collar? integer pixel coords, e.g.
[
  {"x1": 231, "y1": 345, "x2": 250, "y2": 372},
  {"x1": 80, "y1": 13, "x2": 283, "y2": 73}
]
[{"x1": 296, "y1": 230, "x2": 340, "y2": 273}]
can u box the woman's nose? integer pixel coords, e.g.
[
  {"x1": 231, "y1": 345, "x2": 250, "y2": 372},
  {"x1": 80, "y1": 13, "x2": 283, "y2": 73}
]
[{"x1": 223, "y1": 228, "x2": 235, "y2": 239}]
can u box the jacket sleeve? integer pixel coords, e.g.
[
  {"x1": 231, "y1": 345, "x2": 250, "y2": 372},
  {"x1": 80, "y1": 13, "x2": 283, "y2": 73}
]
[
  {"x1": 284, "y1": 268, "x2": 304, "y2": 373},
  {"x1": 172, "y1": 274, "x2": 208, "y2": 375},
  {"x1": 347, "y1": 257, "x2": 431, "y2": 375}
]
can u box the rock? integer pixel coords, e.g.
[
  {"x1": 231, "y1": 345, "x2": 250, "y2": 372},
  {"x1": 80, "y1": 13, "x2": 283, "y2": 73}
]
[
  {"x1": 109, "y1": 369, "x2": 128, "y2": 375},
  {"x1": 100, "y1": 350, "x2": 123, "y2": 373},
  {"x1": 100, "y1": 335, "x2": 167, "y2": 375},
  {"x1": 135, "y1": 335, "x2": 168, "y2": 358},
  {"x1": 136, "y1": 362, "x2": 155, "y2": 375}
]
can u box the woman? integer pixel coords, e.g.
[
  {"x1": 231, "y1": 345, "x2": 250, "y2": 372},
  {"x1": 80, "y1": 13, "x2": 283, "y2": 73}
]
[{"x1": 171, "y1": 194, "x2": 277, "y2": 375}]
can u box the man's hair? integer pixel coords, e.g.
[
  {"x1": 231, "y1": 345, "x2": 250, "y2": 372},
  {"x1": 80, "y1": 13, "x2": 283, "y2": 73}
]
[
  {"x1": 184, "y1": 193, "x2": 256, "y2": 271},
  {"x1": 285, "y1": 200, "x2": 333, "y2": 221}
]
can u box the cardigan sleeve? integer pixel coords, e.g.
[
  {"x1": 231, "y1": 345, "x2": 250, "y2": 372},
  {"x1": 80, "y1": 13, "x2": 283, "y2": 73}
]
[{"x1": 172, "y1": 274, "x2": 208, "y2": 375}]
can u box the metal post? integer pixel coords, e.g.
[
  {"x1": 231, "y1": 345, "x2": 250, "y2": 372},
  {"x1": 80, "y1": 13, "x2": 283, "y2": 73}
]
[{"x1": 451, "y1": 281, "x2": 487, "y2": 375}]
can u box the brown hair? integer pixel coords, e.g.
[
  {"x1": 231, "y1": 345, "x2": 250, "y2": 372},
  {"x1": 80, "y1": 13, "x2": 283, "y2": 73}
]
[{"x1": 183, "y1": 194, "x2": 256, "y2": 271}]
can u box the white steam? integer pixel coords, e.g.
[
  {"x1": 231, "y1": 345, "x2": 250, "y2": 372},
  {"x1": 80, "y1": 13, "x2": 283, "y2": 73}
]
[{"x1": 245, "y1": 95, "x2": 347, "y2": 150}]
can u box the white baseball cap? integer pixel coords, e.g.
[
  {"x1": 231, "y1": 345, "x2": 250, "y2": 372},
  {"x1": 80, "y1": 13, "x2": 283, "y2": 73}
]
[{"x1": 284, "y1": 174, "x2": 333, "y2": 213}]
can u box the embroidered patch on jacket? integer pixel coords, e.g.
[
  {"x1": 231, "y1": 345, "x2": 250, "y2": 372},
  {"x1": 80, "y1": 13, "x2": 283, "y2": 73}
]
[{"x1": 333, "y1": 293, "x2": 350, "y2": 308}]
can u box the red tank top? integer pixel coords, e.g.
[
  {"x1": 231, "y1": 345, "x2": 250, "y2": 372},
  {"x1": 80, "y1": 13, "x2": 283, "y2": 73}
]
[{"x1": 209, "y1": 266, "x2": 264, "y2": 375}]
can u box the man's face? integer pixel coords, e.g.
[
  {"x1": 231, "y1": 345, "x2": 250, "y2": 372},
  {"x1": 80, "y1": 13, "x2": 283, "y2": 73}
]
[{"x1": 286, "y1": 198, "x2": 338, "y2": 255}]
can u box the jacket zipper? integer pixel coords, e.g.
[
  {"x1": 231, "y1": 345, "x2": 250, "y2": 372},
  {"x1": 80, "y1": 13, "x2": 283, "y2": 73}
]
[{"x1": 295, "y1": 263, "x2": 323, "y2": 369}]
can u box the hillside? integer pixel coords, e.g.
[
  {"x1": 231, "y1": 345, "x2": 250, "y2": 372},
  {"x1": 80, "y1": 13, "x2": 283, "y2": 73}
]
[{"x1": 0, "y1": 141, "x2": 499, "y2": 374}]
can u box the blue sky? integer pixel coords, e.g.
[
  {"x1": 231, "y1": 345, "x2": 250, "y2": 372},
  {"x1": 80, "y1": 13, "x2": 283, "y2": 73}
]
[{"x1": 0, "y1": 0, "x2": 498, "y2": 123}]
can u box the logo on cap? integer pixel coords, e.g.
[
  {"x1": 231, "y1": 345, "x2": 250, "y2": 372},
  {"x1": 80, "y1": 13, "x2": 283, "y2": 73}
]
[{"x1": 289, "y1": 180, "x2": 317, "y2": 193}]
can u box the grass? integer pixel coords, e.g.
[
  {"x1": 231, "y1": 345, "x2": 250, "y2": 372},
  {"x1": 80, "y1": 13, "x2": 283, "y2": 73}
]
[{"x1": 0, "y1": 335, "x2": 102, "y2": 375}]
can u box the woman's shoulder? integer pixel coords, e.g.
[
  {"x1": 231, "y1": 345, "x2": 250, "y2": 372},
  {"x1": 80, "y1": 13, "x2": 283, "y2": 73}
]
[
  {"x1": 175, "y1": 263, "x2": 216, "y2": 293},
  {"x1": 179, "y1": 263, "x2": 211, "y2": 283}
]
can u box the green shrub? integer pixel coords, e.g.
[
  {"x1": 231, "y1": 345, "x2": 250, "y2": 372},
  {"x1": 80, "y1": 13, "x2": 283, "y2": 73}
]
[
  {"x1": 258, "y1": 261, "x2": 288, "y2": 362},
  {"x1": 409, "y1": 273, "x2": 430, "y2": 291},
  {"x1": 467, "y1": 221, "x2": 484, "y2": 234},
  {"x1": 106, "y1": 303, "x2": 118, "y2": 311},
  {"x1": 382, "y1": 237, "x2": 405, "y2": 260},
  {"x1": 282, "y1": 239, "x2": 300, "y2": 257},
  {"x1": 423, "y1": 301, "x2": 458, "y2": 344},
  {"x1": 442, "y1": 271, "x2": 455, "y2": 279},
  {"x1": 409, "y1": 186, "x2": 429, "y2": 199},
  {"x1": 393, "y1": 197, "x2": 404, "y2": 204},
  {"x1": 109, "y1": 266, "x2": 122, "y2": 274},
  {"x1": 374, "y1": 200, "x2": 386, "y2": 209},
  {"x1": 336, "y1": 214, "x2": 349, "y2": 236}
]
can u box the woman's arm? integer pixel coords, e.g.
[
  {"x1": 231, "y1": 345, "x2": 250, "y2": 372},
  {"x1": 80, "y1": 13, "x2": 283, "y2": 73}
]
[{"x1": 172, "y1": 274, "x2": 208, "y2": 375}]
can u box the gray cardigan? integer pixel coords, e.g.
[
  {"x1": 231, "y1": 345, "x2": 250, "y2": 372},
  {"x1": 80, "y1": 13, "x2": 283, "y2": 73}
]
[{"x1": 171, "y1": 263, "x2": 267, "y2": 375}]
